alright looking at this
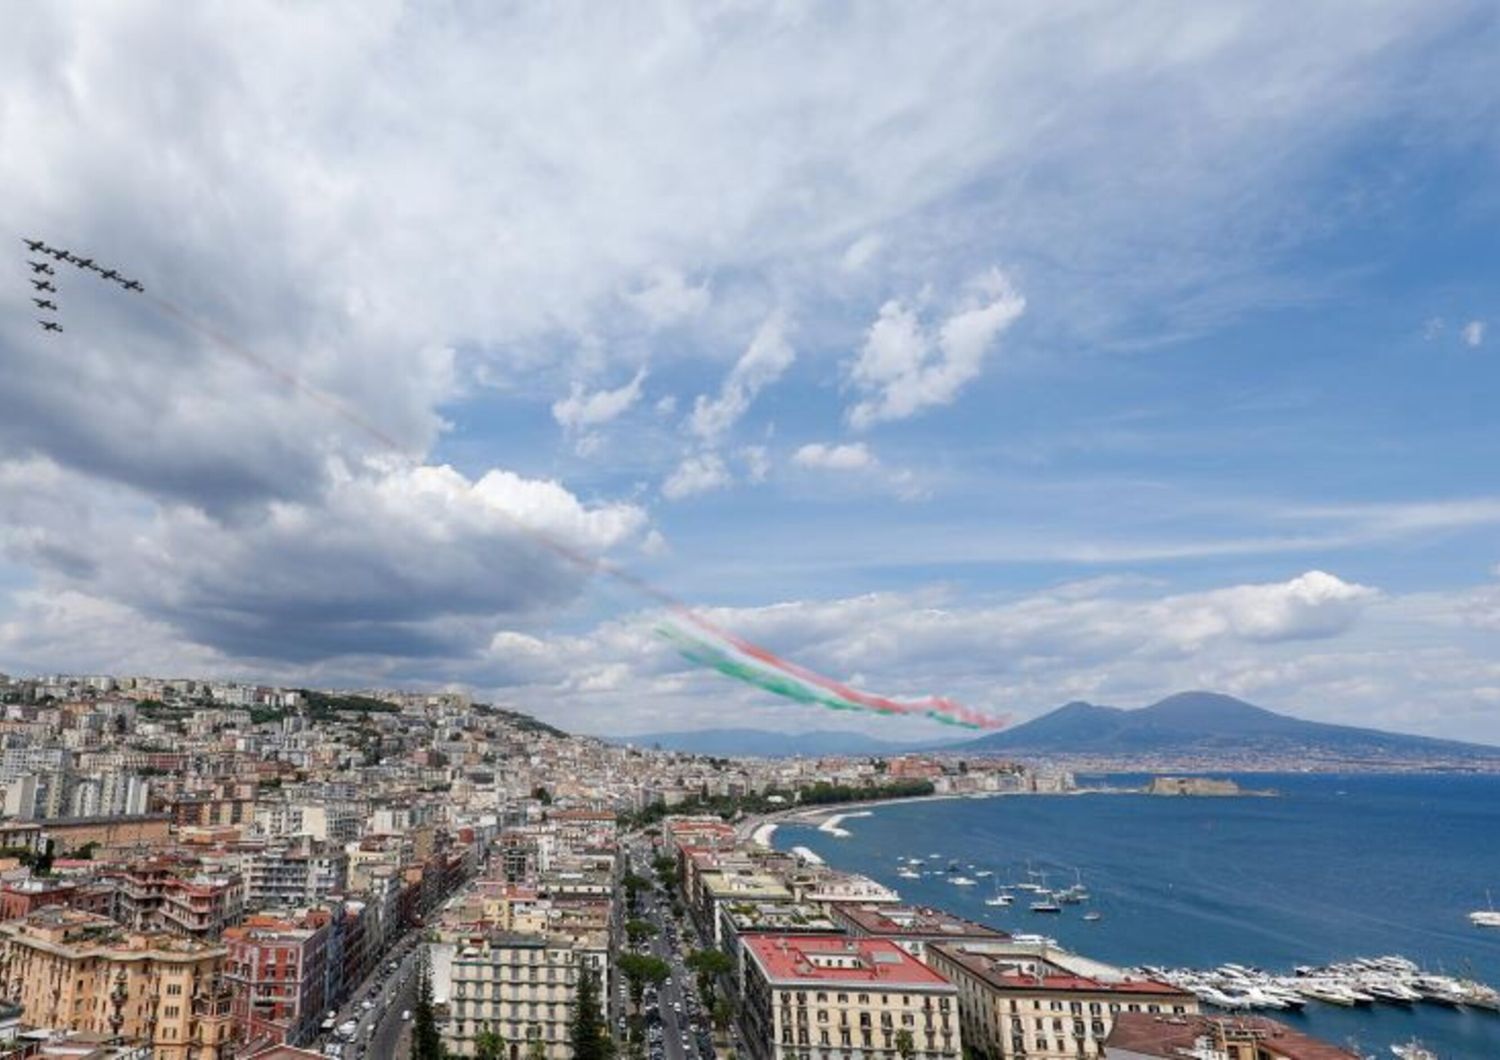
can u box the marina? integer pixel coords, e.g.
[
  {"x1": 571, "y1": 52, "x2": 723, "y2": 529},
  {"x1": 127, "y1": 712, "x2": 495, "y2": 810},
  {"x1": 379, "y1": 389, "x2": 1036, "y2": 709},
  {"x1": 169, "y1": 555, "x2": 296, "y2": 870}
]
[{"x1": 1138, "y1": 956, "x2": 1500, "y2": 1016}]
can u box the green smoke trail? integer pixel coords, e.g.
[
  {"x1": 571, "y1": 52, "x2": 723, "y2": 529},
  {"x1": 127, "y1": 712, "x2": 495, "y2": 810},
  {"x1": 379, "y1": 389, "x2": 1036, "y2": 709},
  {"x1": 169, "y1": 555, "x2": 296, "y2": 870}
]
[{"x1": 657, "y1": 624, "x2": 981, "y2": 730}]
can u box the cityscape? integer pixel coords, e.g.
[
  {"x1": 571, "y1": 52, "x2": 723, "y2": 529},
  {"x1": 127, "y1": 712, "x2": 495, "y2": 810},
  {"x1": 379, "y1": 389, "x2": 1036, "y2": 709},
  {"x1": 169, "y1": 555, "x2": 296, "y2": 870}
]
[{"x1": 4, "y1": 4, "x2": 1500, "y2": 1060}]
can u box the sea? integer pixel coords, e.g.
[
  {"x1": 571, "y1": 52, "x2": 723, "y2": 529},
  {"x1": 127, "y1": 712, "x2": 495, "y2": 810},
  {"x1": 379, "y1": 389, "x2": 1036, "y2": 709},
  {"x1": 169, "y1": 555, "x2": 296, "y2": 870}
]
[{"x1": 772, "y1": 773, "x2": 1500, "y2": 1059}]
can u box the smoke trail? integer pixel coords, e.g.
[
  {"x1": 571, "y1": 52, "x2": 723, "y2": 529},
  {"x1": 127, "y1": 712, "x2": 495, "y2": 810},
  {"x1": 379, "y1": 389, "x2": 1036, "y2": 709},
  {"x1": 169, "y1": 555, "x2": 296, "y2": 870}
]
[{"x1": 123, "y1": 282, "x2": 1006, "y2": 731}]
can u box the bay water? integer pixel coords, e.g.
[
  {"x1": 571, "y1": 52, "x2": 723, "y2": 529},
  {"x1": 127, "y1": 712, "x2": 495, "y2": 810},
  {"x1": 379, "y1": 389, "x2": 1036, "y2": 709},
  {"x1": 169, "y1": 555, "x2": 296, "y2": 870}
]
[{"x1": 773, "y1": 773, "x2": 1500, "y2": 1058}]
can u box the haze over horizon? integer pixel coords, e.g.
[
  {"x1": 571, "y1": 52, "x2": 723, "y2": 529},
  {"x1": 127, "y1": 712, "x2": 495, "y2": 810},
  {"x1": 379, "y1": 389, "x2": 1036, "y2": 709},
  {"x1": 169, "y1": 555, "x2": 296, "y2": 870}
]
[{"x1": 3, "y1": 3, "x2": 1500, "y2": 742}]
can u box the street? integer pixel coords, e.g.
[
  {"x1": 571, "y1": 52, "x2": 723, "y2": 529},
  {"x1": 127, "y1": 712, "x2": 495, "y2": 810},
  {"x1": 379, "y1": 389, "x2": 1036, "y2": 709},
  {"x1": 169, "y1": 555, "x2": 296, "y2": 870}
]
[
  {"x1": 317, "y1": 933, "x2": 423, "y2": 1059},
  {"x1": 623, "y1": 839, "x2": 719, "y2": 1060}
]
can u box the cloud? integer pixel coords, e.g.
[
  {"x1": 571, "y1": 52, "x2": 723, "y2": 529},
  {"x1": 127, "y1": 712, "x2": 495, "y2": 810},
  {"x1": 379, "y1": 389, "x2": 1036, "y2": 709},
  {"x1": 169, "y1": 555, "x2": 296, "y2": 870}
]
[
  {"x1": 689, "y1": 313, "x2": 794, "y2": 441},
  {"x1": 453, "y1": 569, "x2": 1390, "y2": 737},
  {"x1": 841, "y1": 234, "x2": 883, "y2": 272},
  {"x1": 1462, "y1": 319, "x2": 1486, "y2": 347},
  {"x1": 1, "y1": 458, "x2": 647, "y2": 665},
  {"x1": 847, "y1": 269, "x2": 1024, "y2": 429},
  {"x1": 661, "y1": 452, "x2": 731, "y2": 500},
  {"x1": 551, "y1": 368, "x2": 648, "y2": 431},
  {"x1": 626, "y1": 267, "x2": 710, "y2": 326},
  {"x1": 740, "y1": 446, "x2": 771, "y2": 483},
  {"x1": 792, "y1": 442, "x2": 877, "y2": 472}
]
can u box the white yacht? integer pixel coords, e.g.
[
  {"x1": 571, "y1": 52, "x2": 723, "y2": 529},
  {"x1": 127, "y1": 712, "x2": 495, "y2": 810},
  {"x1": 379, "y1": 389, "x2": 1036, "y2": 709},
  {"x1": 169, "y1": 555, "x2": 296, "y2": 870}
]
[
  {"x1": 1391, "y1": 1041, "x2": 1437, "y2": 1060},
  {"x1": 950, "y1": 876, "x2": 977, "y2": 886}
]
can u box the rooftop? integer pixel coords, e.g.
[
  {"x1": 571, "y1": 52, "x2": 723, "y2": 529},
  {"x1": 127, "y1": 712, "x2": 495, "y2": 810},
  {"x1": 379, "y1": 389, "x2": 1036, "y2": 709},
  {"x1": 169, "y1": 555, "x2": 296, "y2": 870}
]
[
  {"x1": 834, "y1": 903, "x2": 1008, "y2": 941},
  {"x1": 744, "y1": 935, "x2": 953, "y2": 988},
  {"x1": 930, "y1": 943, "x2": 1189, "y2": 997},
  {"x1": 1104, "y1": 1012, "x2": 1360, "y2": 1059}
]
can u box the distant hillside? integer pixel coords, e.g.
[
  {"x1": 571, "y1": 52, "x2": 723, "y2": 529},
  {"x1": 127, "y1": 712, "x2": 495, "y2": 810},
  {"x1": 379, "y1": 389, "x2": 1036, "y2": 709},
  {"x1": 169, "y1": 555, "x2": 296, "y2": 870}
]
[
  {"x1": 612, "y1": 728, "x2": 955, "y2": 758},
  {"x1": 961, "y1": 691, "x2": 1500, "y2": 761}
]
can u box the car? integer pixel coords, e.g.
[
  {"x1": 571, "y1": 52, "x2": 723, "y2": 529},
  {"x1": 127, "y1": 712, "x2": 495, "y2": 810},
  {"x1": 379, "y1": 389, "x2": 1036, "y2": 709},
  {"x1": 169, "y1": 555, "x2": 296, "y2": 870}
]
[{"x1": 401, "y1": 1010, "x2": 412, "y2": 1021}]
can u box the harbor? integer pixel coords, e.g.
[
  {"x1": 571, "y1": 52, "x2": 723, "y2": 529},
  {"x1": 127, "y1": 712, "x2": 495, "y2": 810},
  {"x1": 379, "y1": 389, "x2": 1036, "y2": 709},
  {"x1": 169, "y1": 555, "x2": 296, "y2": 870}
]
[{"x1": 1137, "y1": 955, "x2": 1500, "y2": 1015}]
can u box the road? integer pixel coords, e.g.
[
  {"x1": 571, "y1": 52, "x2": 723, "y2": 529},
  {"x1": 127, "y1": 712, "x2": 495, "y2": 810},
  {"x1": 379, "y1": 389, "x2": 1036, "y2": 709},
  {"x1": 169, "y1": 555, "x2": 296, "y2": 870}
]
[
  {"x1": 623, "y1": 839, "x2": 715, "y2": 1060},
  {"x1": 317, "y1": 933, "x2": 423, "y2": 1059}
]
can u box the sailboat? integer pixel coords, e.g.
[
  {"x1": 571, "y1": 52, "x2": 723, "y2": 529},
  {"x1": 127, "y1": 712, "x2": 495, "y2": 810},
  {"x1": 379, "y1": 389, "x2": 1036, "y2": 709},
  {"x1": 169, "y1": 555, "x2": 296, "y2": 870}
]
[
  {"x1": 1057, "y1": 868, "x2": 1089, "y2": 904},
  {"x1": 985, "y1": 878, "x2": 1013, "y2": 907},
  {"x1": 1468, "y1": 890, "x2": 1500, "y2": 928}
]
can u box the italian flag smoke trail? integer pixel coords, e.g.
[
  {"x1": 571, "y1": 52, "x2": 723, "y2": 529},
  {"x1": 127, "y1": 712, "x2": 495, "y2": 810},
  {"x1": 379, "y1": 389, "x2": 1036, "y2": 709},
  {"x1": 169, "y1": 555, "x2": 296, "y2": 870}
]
[
  {"x1": 109, "y1": 287, "x2": 1008, "y2": 735},
  {"x1": 657, "y1": 623, "x2": 1008, "y2": 731}
]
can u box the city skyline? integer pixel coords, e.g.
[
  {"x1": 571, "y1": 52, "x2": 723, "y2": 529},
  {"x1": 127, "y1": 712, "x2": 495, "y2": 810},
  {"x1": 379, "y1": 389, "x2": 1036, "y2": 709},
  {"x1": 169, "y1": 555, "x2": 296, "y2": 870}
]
[{"x1": 3, "y1": 4, "x2": 1500, "y2": 741}]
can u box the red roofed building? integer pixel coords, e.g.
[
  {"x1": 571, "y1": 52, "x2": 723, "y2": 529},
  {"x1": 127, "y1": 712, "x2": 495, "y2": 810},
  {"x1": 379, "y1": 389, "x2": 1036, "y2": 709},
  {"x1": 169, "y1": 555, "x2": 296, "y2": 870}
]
[
  {"x1": 741, "y1": 935, "x2": 961, "y2": 1060},
  {"x1": 830, "y1": 903, "x2": 1008, "y2": 965},
  {"x1": 927, "y1": 942, "x2": 1196, "y2": 1060},
  {"x1": 1103, "y1": 1012, "x2": 1359, "y2": 1059}
]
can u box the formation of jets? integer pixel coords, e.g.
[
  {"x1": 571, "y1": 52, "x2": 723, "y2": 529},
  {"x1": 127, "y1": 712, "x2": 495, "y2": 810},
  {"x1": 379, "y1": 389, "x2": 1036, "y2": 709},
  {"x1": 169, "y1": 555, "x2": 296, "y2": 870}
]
[{"x1": 18, "y1": 237, "x2": 146, "y2": 335}]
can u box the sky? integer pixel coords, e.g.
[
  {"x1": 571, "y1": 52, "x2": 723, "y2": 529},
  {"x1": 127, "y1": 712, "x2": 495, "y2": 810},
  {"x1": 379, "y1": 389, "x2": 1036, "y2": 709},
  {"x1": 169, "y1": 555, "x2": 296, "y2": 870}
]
[{"x1": 1, "y1": 1, "x2": 1499, "y2": 742}]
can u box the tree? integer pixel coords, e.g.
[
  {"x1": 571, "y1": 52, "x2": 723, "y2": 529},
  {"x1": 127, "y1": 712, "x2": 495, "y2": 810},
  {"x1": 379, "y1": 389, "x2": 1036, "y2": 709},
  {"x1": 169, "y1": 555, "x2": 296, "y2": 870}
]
[
  {"x1": 570, "y1": 963, "x2": 608, "y2": 1060},
  {"x1": 617, "y1": 953, "x2": 670, "y2": 1015},
  {"x1": 526, "y1": 1028, "x2": 548, "y2": 1060},
  {"x1": 711, "y1": 996, "x2": 737, "y2": 1041},
  {"x1": 895, "y1": 1029, "x2": 915, "y2": 1060},
  {"x1": 412, "y1": 958, "x2": 444, "y2": 1060},
  {"x1": 621, "y1": 873, "x2": 651, "y2": 914},
  {"x1": 624, "y1": 919, "x2": 657, "y2": 947},
  {"x1": 475, "y1": 1028, "x2": 507, "y2": 1060},
  {"x1": 686, "y1": 948, "x2": 734, "y2": 1008}
]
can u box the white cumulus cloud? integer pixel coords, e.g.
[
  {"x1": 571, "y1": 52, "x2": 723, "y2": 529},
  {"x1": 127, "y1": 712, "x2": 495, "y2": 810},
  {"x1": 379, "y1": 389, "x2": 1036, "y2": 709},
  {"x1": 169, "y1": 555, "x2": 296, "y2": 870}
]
[
  {"x1": 626, "y1": 267, "x2": 711, "y2": 326},
  {"x1": 551, "y1": 368, "x2": 648, "y2": 431},
  {"x1": 1462, "y1": 319, "x2": 1486, "y2": 347},
  {"x1": 793, "y1": 442, "x2": 877, "y2": 472},
  {"x1": 662, "y1": 452, "x2": 732, "y2": 500},
  {"x1": 847, "y1": 268, "x2": 1024, "y2": 429},
  {"x1": 689, "y1": 314, "x2": 795, "y2": 441}
]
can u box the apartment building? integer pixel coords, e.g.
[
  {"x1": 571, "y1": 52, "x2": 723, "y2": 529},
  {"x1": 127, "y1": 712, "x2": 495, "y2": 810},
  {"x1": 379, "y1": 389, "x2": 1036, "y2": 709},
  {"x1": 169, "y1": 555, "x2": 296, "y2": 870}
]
[
  {"x1": 0, "y1": 907, "x2": 233, "y2": 1060},
  {"x1": 830, "y1": 904, "x2": 1008, "y2": 965},
  {"x1": 224, "y1": 912, "x2": 331, "y2": 1047},
  {"x1": 740, "y1": 935, "x2": 962, "y2": 1060},
  {"x1": 926, "y1": 942, "x2": 1197, "y2": 1060},
  {"x1": 435, "y1": 931, "x2": 607, "y2": 1060},
  {"x1": 244, "y1": 841, "x2": 348, "y2": 907},
  {"x1": 1104, "y1": 1012, "x2": 1359, "y2": 1059},
  {"x1": 110, "y1": 859, "x2": 245, "y2": 940}
]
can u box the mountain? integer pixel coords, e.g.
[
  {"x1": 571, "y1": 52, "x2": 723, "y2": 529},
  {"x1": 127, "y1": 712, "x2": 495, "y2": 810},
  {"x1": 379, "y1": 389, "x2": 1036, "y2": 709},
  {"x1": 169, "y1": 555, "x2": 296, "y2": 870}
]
[
  {"x1": 960, "y1": 691, "x2": 1500, "y2": 761},
  {"x1": 612, "y1": 728, "x2": 957, "y2": 758}
]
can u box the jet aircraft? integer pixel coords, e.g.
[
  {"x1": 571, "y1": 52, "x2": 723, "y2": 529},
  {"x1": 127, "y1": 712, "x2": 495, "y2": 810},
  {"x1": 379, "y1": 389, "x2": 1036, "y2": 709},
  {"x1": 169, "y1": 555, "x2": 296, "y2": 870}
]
[
  {"x1": 38, "y1": 320, "x2": 63, "y2": 333},
  {"x1": 23, "y1": 239, "x2": 46, "y2": 252},
  {"x1": 100, "y1": 269, "x2": 119, "y2": 281},
  {"x1": 74, "y1": 258, "x2": 96, "y2": 270},
  {"x1": 48, "y1": 248, "x2": 71, "y2": 261},
  {"x1": 29, "y1": 261, "x2": 55, "y2": 274},
  {"x1": 30, "y1": 280, "x2": 56, "y2": 292},
  {"x1": 32, "y1": 299, "x2": 58, "y2": 311},
  {"x1": 122, "y1": 280, "x2": 143, "y2": 292}
]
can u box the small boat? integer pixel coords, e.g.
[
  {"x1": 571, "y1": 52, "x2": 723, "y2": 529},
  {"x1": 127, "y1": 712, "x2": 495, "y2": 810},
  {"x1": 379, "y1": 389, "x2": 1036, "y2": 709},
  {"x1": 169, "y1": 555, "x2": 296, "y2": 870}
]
[
  {"x1": 1030, "y1": 897, "x2": 1061, "y2": 914},
  {"x1": 1470, "y1": 890, "x2": 1500, "y2": 928},
  {"x1": 1082, "y1": 911, "x2": 1102, "y2": 922},
  {"x1": 897, "y1": 868, "x2": 920, "y2": 880},
  {"x1": 1391, "y1": 1041, "x2": 1437, "y2": 1060},
  {"x1": 975, "y1": 869, "x2": 993, "y2": 878},
  {"x1": 950, "y1": 876, "x2": 977, "y2": 887}
]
